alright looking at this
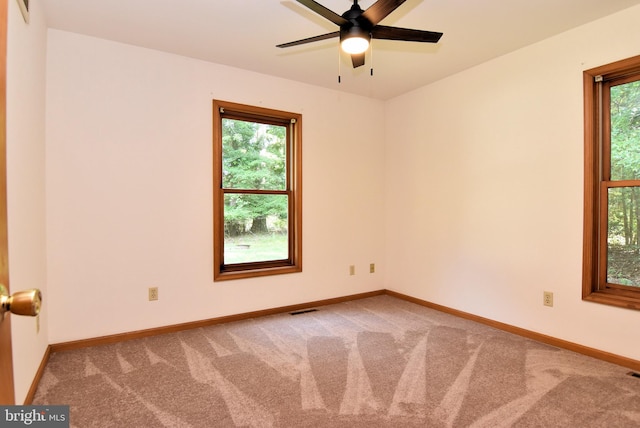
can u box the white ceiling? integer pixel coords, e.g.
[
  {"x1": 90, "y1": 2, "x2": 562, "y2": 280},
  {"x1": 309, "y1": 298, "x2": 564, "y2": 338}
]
[{"x1": 39, "y1": 0, "x2": 640, "y2": 100}]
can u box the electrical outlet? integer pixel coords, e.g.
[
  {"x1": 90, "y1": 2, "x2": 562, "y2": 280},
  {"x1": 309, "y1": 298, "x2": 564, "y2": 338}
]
[
  {"x1": 370, "y1": 263, "x2": 375, "y2": 273},
  {"x1": 543, "y1": 291, "x2": 553, "y2": 307},
  {"x1": 149, "y1": 287, "x2": 159, "y2": 301},
  {"x1": 349, "y1": 265, "x2": 355, "y2": 276}
]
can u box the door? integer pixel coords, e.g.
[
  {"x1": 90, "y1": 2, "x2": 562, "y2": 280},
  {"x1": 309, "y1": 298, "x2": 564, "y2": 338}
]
[{"x1": 0, "y1": 0, "x2": 14, "y2": 405}]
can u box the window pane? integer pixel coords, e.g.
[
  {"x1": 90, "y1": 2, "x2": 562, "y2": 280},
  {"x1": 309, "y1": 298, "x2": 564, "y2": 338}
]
[
  {"x1": 610, "y1": 80, "x2": 640, "y2": 181},
  {"x1": 224, "y1": 193, "x2": 289, "y2": 264},
  {"x1": 222, "y1": 118, "x2": 286, "y2": 190},
  {"x1": 607, "y1": 187, "x2": 640, "y2": 287}
]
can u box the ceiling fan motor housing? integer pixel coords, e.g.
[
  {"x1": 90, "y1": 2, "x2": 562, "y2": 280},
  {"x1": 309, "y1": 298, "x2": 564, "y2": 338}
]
[
  {"x1": 340, "y1": 25, "x2": 371, "y2": 44},
  {"x1": 340, "y1": 1, "x2": 373, "y2": 42}
]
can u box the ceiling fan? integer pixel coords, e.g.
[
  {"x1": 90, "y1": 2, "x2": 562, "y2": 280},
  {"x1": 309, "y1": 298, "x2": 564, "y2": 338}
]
[{"x1": 277, "y1": 0, "x2": 443, "y2": 68}]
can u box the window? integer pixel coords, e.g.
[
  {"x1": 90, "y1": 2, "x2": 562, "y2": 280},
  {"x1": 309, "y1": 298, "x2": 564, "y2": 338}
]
[
  {"x1": 212, "y1": 100, "x2": 302, "y2": 281},
  {"x1": 583, "y1": 55, "x2": 640, "y2": 309}
]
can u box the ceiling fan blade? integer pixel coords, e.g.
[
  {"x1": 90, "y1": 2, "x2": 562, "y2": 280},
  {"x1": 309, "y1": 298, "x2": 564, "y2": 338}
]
[
  {"x1": 362, "y1": 0, "x2": 407, "y2": 25},
  {"x1": 351, "y1": 53, "x2": 365, "y2": 68},
  {"x1": 371, "y1": 25, "x2": 443, "y2": 43},
  {"x1": 296, "y1": 0, "x2": 348, "y2": 26},
  {"x1": 276, "y1": 31, "x2": 340, "y2": 48}
]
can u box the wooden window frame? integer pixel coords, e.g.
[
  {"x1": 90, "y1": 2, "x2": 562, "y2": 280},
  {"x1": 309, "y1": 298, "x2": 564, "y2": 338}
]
[
  {"x1": 212, "y1": 100, "x2": 302, "y2": 281},
  {"x1": 583, "y1": 55, "x2": 640, "y2": 310}
]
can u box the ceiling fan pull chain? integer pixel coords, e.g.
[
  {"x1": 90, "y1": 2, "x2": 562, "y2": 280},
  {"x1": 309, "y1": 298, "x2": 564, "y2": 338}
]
[
  {"x1": 370, "y1": 39, "x2": 374, "y2": 76},
  {"x1": 338, "y1": 45, "x2": 342, "y2": 83}
]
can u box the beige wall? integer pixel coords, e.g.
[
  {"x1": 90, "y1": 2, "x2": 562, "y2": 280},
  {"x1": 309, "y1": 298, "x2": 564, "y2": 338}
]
[
  {"x1": 384, "y1": 4, "x2": 640, "y2": 361},
  {"x1": 44, "y1": 30, "x2": 386, "y2": 343},
  {"x1": 6, "y1": 0, "x2": 48, "y2": 403}
]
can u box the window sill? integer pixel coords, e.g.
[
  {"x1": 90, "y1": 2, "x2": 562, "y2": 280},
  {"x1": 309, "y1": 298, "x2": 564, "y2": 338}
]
[
  {"x1": 583, "y1": 290, "x2": 640, "y2": 311},
  {"x1": 214, "y1": 264, "x2": 302, "y2": 281}
]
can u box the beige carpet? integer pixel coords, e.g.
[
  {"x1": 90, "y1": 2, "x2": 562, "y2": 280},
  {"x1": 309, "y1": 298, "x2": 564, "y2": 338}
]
[{"x1": 33, "y1": 295, "x2": 640, "y2": 427}]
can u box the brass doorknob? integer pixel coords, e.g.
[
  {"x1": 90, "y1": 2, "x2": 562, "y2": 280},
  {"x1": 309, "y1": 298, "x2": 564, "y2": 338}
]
[{"x1": 0, "y1": 284, "x2": 42, "y2": 319}]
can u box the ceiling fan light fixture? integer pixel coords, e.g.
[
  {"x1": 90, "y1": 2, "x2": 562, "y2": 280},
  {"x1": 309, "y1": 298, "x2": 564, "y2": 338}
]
[
  {"x1": 341, "y1": 36, "x2": 369, "y2": 54},
  {"x1": 340, "y1": 26, "x2": 370, "y2": 54}
]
